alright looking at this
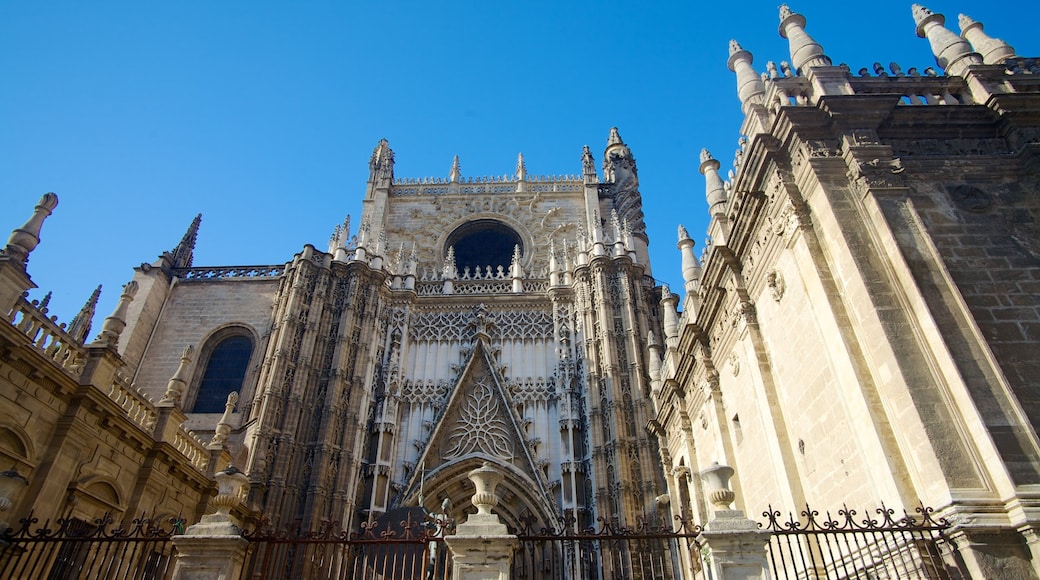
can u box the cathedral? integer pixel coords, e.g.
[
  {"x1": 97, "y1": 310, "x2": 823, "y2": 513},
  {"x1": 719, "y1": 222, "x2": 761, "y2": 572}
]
[{"x1": 2, "y1": 3, "x2": 1040, "y2": 578}]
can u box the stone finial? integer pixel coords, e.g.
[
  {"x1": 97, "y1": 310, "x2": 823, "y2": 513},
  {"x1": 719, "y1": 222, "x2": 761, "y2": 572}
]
[
  {"x1": 369, "y1": 138, "x2": 394, "y2": 182},
  {"x1": 515, "y1": 152, "x2": 527, "y2": 181},
  {"x1": 449, "y1": 155, "x2": 461, "y2": 183},
  {"x1": 170, "y1": 214, "x2": 201, "y2": 269},
  {"x1": 912, "y1": 5, "x2": 982, "y2": 77},
  {"x1": 581, "y1": 144, "x2": 597, "y2": 177},
  {"x1": 443, "y1": 246, "x2": 458, "y2": 279},
  {"x1": 647, "y1": 330, "x2": 662, "y2": 383},
  {"x1": 699, "y1": 149, "x2": 728, "y2": 218},
  {"x1": 727, "y1": 41, "x2": 766, "y2": 114},
  {"x1": 661, "y1": 285, "x2": 680, "y2": 346},
  {"x1": 607, "y1": 126, "x2": 623, "y2": 147},
  {"x1": 159, "y1": 344, "x2": 195, "y2": 407},
  {"x1": 68, "y1": 284, "x2": 102, "y2": 343},
  {"x1": 778, "y1": 5, "x2": 831, "y2": 72},
  {"x1": 208, "y1": 391, "x2": 239, "y2": 449},
  {"x1": 677, "y1": 225, "x2": 702, "y2": 292},
  {"x1": 327, "y1": 223, "x2": 342, "y2": 254},
  {"x1": 509, "y1": 245, "x2": 524, "y2": 292},
  {"x1": 94, "y1": 281, "x2": 139, "y2": 348},
  {"x1": 3, "y1": 193, "x2": 59, "y2": 264},
  {"x1": 958, "y1": 14, "x2": 1015, "y2": 64}
]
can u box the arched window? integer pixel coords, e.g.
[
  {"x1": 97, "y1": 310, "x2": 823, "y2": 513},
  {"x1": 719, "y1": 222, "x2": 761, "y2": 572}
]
[
  {"x1": 446, "y1": 220, "x2": 522, "y2": 274},
  {"x1": 192, "y1": 335, "x2": 253, "y2": 413}
]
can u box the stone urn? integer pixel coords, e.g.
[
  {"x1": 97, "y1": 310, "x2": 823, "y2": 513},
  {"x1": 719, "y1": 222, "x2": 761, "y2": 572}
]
[
  {"x1": 700, "y1": 462, "x2": 736, "y2": 510},
  {"x1": 467, "y1": 461, "x2": 504, "y2": 516}
]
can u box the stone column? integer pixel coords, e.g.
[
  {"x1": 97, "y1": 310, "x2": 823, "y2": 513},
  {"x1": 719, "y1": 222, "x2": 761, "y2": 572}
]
[
  {"x1": 443, "y1": 462, "x2": 518, "y2": 580},
  {"x1": 171, "y1": 466, "x2": 250, "y2": 580},
  {"x1": 698, "y1": 463, "x2": 772, "y2": 580}
]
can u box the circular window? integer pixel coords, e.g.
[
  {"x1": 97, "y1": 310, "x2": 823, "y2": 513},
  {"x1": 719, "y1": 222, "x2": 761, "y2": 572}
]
[{"x1": 446, "y1": 220, "x2": 522, "y2": 274}]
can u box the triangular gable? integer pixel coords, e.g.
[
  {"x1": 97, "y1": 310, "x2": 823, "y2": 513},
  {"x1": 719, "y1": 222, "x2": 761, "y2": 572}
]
[{"x1": 401, "y1": 336, "x2": 550, "y2": 505}]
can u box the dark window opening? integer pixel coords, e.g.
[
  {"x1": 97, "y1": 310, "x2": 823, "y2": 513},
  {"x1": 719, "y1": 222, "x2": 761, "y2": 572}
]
[
  {"x1": 192, "y1": 335, "x2": 253, "y2": 413},
  {"x1": 447, "y1": 220, "x2": 522, "y2": 275}
]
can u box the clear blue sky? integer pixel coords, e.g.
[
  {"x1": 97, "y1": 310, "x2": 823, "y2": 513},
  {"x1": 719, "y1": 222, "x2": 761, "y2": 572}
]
[{"x1": 2, "y1": 1, "x2": 1037, "y2": 334}]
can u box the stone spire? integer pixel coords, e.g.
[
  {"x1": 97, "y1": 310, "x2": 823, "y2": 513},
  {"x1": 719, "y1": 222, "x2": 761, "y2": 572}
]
[
  {"x1": 158, "y1": 345, "x2": 195, "y2": 407},
  {"x1": 912, "y1": 5, "x2": 982, "y2": 77},
  {"x1": 515, "y1": 153, "x2": 527, "y2": 181},
  {"x1": 700, "y1": 149, "x2": 728, "y2": 219},
  {"x1": 677, "y1": 225, "x2": 702, "y2": 295},
  {"x1": 3, "y1": 192, "x2": 58, "y2": 264},
  {"x1": 208, "y1": 391, "x2": 239, "y2": 449},
  {"x1": 778, "y1": 5, "x2": 831, "y2": 73},
  {"x1": 368, "y1": 139, "x2": 395, "y2": 183},
  {"x1": 68, "y1": 284, "x2": 101, "y2": 343},
  {"x1": 581, "y1": 145, "x2": 597, "y2": 180},
  {"x1": 958, "y1": 14, "x2": 1015, "y2": 64},
  {"x1": 727, "y1": 41, "x2": 766, "y2": 114},
  {"x1": 449, "y1": 155, "x2": 461, "y2": 183},
  {"x1": 661, "y1": 285, "x2": 680, "y2": 348},
  {"x1": 38, "y1": 291, "x2": 52, "y2": 311},
  {"x1": 170, "y1": 213, "x2": 201, "y2": 269},
  {"x1": 647, "y1": 330, "x2": 663, "y2": 387},
  {"x1": 94, "y1": 281, "x2": 139, "y2": 348},
  {"x1": 509, "y1": 245, "x2": 524, "y2": 292}
]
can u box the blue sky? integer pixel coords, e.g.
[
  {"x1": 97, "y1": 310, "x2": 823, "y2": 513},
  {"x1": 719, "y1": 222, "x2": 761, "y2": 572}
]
[{"x1": 2, "y1": 1, "x2": 1037, "y2": 333}]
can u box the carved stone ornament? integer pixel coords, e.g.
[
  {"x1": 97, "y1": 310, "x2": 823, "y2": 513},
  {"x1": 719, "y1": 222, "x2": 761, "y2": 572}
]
[
  {"x1": 947, "y1": 185, "x2": 992, "y2": 213},
  {"x1": 729, "y1": 352, "x2": 740, "y2": 377},
  {"x1": 848, "y1": 157, "x2": 906, "y2": 192},
  {"x1": 766, "y1": 269, "x2": 786, "y2": 302},
  {"x1": 443, "y1": 376, "x2": 515, "y2": 461}
]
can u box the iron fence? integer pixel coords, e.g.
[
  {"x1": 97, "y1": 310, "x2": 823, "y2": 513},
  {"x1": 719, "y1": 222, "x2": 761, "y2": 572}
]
[
  {"x1": 240, "y1": 510, "x2": 452, "y2": 580},
  {"x1": 514, "y1": 514, "x2": 703, "y2": 580},
  {"x1": 0, "y1": 511, "x2": 183, "y2": 580},
  {"x1": 761, "y1": 504, "x2": 963, "y2": 579}
]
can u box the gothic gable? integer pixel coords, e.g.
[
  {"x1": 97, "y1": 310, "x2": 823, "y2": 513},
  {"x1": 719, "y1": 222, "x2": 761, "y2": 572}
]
[{"x1": 401, "y1": 332, "x2": 549, "y2": 510}]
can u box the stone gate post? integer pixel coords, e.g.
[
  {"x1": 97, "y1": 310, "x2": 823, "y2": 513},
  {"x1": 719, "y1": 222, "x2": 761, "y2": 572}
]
[
  {"x1": 170, "y1": 466, "x2": 250, "y2": 580},
  {"x1": 698, "y1": 463, "x2": 772, "y2": 579},
  {"x1": 443, "y1": 462, "x2": 518, "y2": 579}
]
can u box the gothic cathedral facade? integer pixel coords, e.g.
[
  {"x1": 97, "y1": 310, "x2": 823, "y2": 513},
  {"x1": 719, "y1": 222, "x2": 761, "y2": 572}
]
[{"x1": 112, "y1": 129, "x2": 667, "y2": 533}]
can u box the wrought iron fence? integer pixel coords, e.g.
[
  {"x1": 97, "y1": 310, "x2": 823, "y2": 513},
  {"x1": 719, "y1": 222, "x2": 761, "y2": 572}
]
[
  {"x1": 514, "y1": 514, "x2": 704, "y2": 580},
  {"x1": 761, "y1": 504, "x2": 964, "y2": 579},
  {"x1": 240, "y1": 509, "x2": 452, "y2": 580},
  {"x1": 0, "y1": 511, "x2": 183, "y2": 580}
]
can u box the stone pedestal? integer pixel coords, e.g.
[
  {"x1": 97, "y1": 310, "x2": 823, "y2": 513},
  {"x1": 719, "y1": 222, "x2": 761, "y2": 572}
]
[
  {"x1": 699, "y1": 463, "x2": 772, "y2": 580},
  {"x1": 443, "y1": 462, "x2": 518, "y2": 580},
  {"x1": 700, "y1": 510, "x2": 772, "y2": 580},
  {"x1": 170, "y1": 466, "x2": 250, "y2": 580}
]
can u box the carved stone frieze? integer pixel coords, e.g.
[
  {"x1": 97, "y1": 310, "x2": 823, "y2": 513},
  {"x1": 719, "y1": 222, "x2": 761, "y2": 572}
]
[{"x1": 409, "y1": 307, "x2": 553, "y2": 342}]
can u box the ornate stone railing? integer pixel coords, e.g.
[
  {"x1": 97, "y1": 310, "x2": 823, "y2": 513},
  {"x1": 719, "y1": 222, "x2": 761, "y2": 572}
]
[
  {"x1": 172, "y1": 425, "x2": 210, "y2": 471},
  {"x1": 8, "y1": 297, "x2": 86, "y2": 375},
  {"x1": 763, "y1": 63, "x2": 972, "y2": 109},
  {"x1": 415, "y1": 279, "x2": 550, "y2": 296},
  {"x1": 175, "y1": 265, "x2": 285, "y2": 280},
  {"x1": 392, "y1": 176, "x2": 583, "y2": 196},
  {"x1": 848, "y1": 73, "x2": 970, "y2": 105},
  {"x1": 107, "y1": 370, "x2": 159, "y2": 435}
]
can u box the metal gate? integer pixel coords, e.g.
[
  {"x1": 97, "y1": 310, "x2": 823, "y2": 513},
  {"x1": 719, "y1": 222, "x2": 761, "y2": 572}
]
[
  {"x1": 0, "y1": 511, "x2": 182, "y2": 580},
  {"x1": 514, "y1": 514, "x2": 703, "y2": 580},
  {"x1": 761, "y1": 504, "x2": 964, "y2": 579},
  {"x1": 240, "y1": 509, "x2": 452, "y2": 580}
]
